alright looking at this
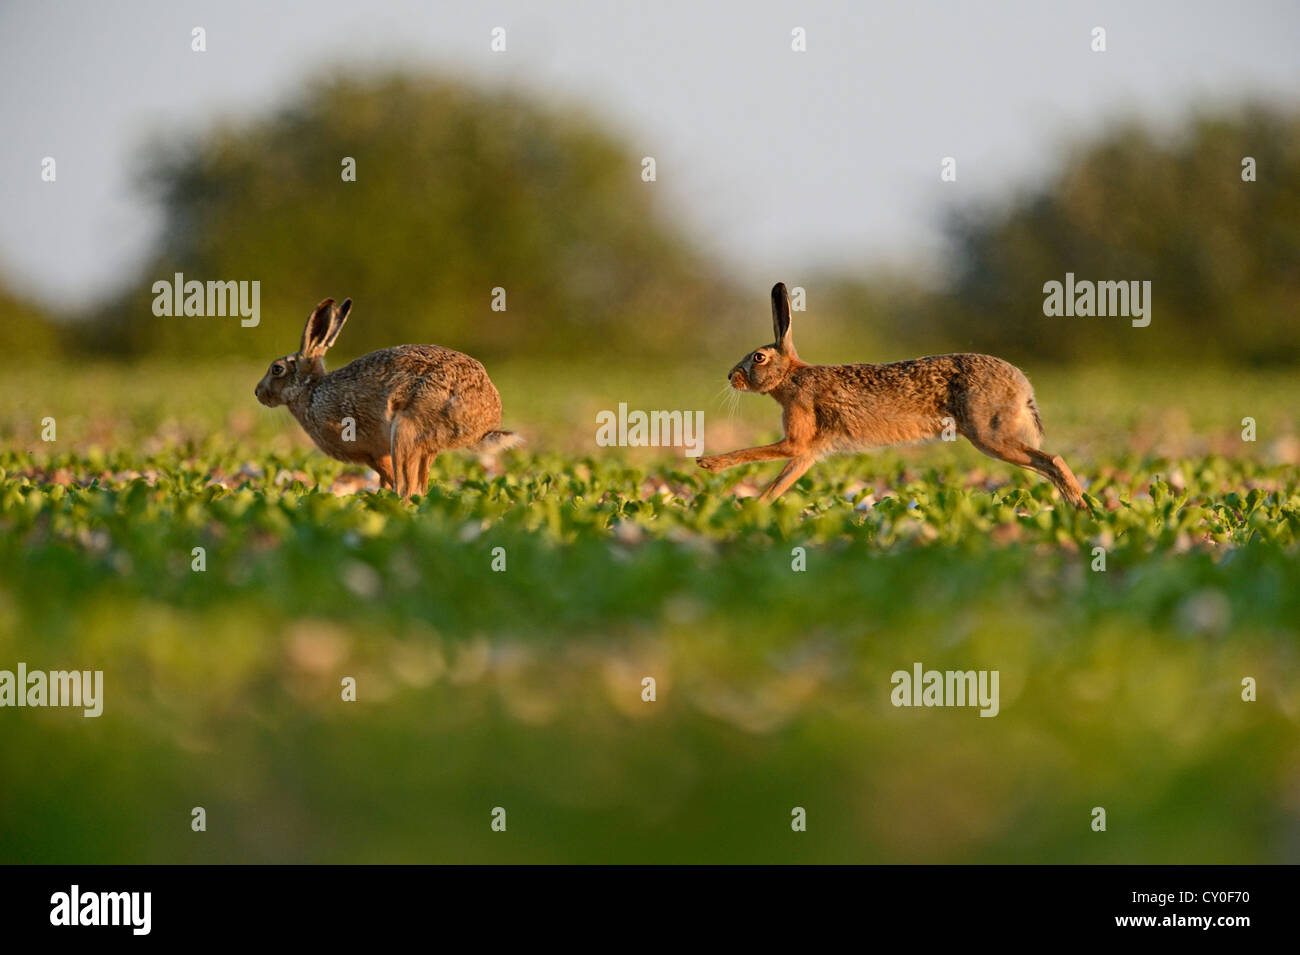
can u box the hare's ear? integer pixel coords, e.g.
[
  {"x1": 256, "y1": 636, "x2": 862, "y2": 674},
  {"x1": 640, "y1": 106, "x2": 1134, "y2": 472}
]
[
  {"x1": 299, "y1": 298, "x2": 336, "y2": 357},
  {"x1": 771, "y1": 282, "x2": 794, "y2": 353},
  {"x1": 322, "y1": 297, "x2": 351, "y2": 350}
]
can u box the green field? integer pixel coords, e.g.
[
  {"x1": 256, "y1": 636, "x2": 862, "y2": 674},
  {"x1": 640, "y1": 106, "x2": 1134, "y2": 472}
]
[{"x1": 1, "y1": 360, "x2": 1298, "y2": 863}]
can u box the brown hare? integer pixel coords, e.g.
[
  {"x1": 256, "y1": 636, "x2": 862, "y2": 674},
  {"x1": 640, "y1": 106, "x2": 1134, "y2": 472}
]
[
  {"x1": 255, "y1": 297, "x2": 519, "y2": 498},
  {"x1": 697, "y1": 283, "x2": 1087, "y2": 509}
]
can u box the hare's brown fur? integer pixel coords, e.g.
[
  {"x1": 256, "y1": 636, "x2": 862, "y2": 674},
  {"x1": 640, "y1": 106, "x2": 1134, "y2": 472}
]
[
  {"x1": 255, "y1": 298, "x2": 517, "y2": 498},
  {"x1": 698, "y1": 283, "x2": 1086, "y2": 508}
]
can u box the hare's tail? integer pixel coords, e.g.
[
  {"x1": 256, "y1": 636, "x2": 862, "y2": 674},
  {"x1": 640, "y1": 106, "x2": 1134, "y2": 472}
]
[{"x1": 473, "y1": 430, "x2": 524, "y2": 454}]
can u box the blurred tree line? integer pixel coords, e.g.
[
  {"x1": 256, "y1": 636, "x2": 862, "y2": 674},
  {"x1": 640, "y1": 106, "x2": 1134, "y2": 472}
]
[
  {"x1": 4, "y1": 72, "x2": 1298, "y2": 366},
  {"x1": 0, "y1": 282, "x2": 61, "y2": 357},
  {"x1": 822, "y1": 104, "x2": 1300, "y2": 366},
  {"x1": 82, "y1": 72, "x2": 742, "y2": 361}
]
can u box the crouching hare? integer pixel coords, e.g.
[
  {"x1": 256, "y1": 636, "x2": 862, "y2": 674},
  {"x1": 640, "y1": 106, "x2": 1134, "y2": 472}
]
[
  {"x1": 697, "y1": 283, "x2": 1087, "y2": 509},
  {"x1": 255, "y1": 297, "x2": 519, "y2": 498}
]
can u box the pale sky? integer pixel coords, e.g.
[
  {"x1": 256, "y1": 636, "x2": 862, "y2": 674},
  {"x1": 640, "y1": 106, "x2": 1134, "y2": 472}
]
[{"x1": 2, "y1": 0, "x2": 1298, "y2": 311}]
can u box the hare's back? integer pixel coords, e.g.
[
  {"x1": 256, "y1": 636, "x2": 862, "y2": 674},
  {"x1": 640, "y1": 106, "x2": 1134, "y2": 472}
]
[
  {"x1": 865, "y1": 353, "x2": 1026, "y2": 387},
  {"x1": 333, "y1": 345, "x2": 501, "y2": 415},
  {"x1": 810, "y1": 354, "x2": 1032, "y2": 445}
]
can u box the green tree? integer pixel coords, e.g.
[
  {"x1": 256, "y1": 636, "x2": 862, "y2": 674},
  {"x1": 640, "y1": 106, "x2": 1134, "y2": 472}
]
[
  {"x1": 823, "y1": 105, "x2": 1300, "y2": 366},
  {"x1": 0, "y1": 275, "x2": 62, "y2": 359},
  {"x1": 93, "y1": 72, "x2": 739, "y2": 360}
]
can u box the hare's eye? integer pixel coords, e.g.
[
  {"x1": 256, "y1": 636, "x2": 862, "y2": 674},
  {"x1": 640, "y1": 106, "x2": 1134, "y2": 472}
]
[
  {"x1": 272, "y1": 363, "x2": 286, "y2": 377},
  {"x1": 752, "y1": 352, "x2": 766, "y2": 364}
]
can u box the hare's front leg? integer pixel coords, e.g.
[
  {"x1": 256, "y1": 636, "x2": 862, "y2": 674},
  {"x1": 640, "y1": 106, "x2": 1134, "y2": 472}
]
[
  {"x1": 698, "y1": 440, "x2": 801, "y2": 471},
  {"x1": 698, "y1": 408, "x2": 816, "y2": 473},
  {"x1": 759, "y1": 454, "x2": 818, "y2": 502}
]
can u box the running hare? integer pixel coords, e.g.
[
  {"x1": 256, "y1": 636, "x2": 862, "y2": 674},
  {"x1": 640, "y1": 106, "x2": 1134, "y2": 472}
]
[
  {"x1": 255, "y1": 297, "x2": 519, "y2": 498},
  {"x1": 697, "y1": 283, "x2": 1086, "y2": 508}
]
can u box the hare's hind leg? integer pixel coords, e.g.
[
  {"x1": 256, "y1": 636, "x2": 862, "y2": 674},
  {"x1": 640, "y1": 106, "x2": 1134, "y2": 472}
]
[
  {"x1": 370, "y1": 454, "x2": 395, "y2": 491},
  {"x1": 1036, "y1": 448, "x2": 1086, "y2": 510},
  {"x1": 1013, "y1": 443, "x2": 1085, "y2": 510},
  {"x1": 414, "y1": 451, "x2": 435, "y2": 498},
  {"x1": 969, "y1": 435, "x2": 1086, "y2": 510},
  {"x1": 962, "y1": 394, "x2": 1086, "y2": 510},
  {"x1": 390, "y1": 416, "x2": 425, "y2": 499}
]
